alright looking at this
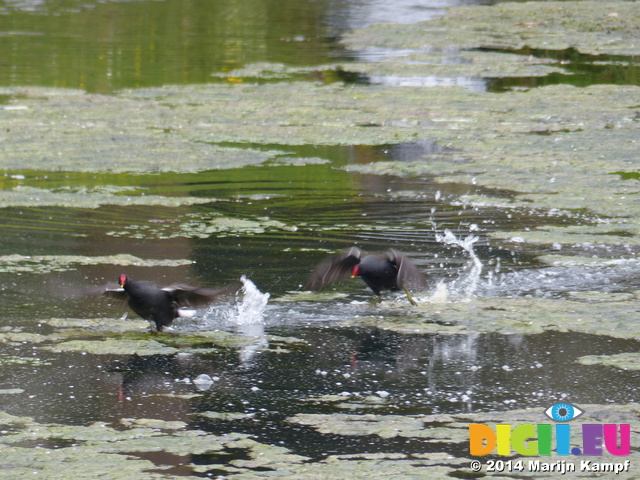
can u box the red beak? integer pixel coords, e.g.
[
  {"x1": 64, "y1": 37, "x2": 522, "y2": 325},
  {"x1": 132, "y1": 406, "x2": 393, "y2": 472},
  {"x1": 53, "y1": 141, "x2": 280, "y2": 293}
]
[{"x1": 351, "y1": 265, "x2": 360, "y2": 278}]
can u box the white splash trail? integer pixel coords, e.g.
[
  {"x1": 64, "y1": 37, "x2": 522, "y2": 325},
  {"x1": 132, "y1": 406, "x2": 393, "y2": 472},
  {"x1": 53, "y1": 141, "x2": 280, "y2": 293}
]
[
  {"x1": 434, "y1": 229, "x2": 484, "y2": 299},
  {"x1": 234, "y1": 275, "x2": 270, "y2": 326},
  {"x1": 230, "y1": 275, "x2": 270, "y2": 367}
]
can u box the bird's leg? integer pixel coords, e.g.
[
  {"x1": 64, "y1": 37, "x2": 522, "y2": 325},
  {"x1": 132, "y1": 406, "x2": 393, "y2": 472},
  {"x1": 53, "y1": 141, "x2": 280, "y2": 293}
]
[
  {"x1": 148, "y1": 321, "x2": 161, "y2": 334},
  {"x1": 404, "y1": 286, "x2": 419, "y2": 306},
  {"x1": 369, "y1": 295, "x2": 382, "y2": 305}
]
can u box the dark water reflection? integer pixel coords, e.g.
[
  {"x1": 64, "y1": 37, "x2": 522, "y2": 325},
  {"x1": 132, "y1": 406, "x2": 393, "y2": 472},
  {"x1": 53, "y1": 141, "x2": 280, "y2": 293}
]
[
  {"x1": 1, "y1": 329, "x2": 638, "y2": 434},
  {"x1": 485, "y1": 46, "x2": 640, "y2": 92},
  {"x1": 0, "y1": 0, "x2": 477, "y2": 93},
  {"x1": 1, "y1": 0, "x2": 635, "y2": 97},
  {"x1": 0, "y1": 0, "x2": 559, "y2": 94}
]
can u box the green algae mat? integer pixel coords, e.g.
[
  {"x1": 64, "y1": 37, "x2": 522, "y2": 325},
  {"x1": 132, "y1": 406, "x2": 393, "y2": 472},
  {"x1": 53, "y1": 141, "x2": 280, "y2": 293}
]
[{"x1": 0, "y1": 404, "x2": 638, "y2": 478}]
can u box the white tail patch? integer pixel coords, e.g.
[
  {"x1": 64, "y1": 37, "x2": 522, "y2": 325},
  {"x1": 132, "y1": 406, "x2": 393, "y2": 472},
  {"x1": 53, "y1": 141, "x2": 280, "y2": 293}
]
[{"x1": 177, "y1": 308, "x2": 197, "y2": 318}]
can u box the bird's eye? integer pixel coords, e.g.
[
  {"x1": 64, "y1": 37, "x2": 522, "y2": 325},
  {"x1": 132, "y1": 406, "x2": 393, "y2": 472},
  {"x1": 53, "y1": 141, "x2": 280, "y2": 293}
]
[{"x1": 544, "y1": 403, "x2": 583, "y2": 422}]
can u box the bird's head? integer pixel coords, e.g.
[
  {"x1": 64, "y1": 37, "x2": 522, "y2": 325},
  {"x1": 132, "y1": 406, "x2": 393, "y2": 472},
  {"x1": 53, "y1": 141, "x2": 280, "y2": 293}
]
[
  {"x1": 118, "y1": 274, "x2": 128, "y2": 288},
  {"x1": 351, "y1": 265, "x2": 360, "y2": 278}
]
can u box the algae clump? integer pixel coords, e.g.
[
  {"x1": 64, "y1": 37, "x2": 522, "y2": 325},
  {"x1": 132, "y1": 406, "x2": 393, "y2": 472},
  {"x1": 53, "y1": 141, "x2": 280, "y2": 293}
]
[
  {"x1": 578, "y1": 353, "x2": 640, "y2": 371},
  {"x1": 0, "y1": 254, "x2": 192, "y2": 273},
  {"x1": 343, "y1": 1, "x2": 640, "y2": 56}
]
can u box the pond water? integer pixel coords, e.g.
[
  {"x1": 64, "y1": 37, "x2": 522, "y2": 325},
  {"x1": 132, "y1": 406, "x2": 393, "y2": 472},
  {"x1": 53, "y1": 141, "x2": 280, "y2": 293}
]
[
  {"x1": 0, "y1": 0, "x2": 639, "y2": 478},
  {"x1": 0, "y1": 0, "x2": 457, "y2": 92}
]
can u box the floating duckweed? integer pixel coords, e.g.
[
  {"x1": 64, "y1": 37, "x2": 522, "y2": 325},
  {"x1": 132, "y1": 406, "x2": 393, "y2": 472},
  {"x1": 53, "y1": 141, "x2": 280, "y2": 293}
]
[
  {"x1": 193, "y1": 411, "x2": 254, "y2": 421},
  {"x1": 108, "y1": 215, "x2": 300, "y2": 239},
  {"x1": 119, "y1": 418, "x2": 188, "y2": 430},
  {"x1": 45, "y1": 317, "x2": 150, "y2": 332},
  {"x1": 0, "y1": 331, "x2": 49, "y2": 345},
  {"x1": 33, "y1": 317, "x2": 294, "y2": 355},
  {"x1": 342, "y1": 50, "x2": 567, "y2": 85},
  {"x1": 0, "y1": 186, "x2": 216, "y2": 208},
  {"x1": 539, "y1": 256, "x2": 640, "y2": 268},
  {"x1": 0, "y1": 411, "x2": 260, "y2": 478},
  {"x1": 343, "y1": 1, "x2": 640, "y2": 56},
  {"x1": 0, "y1": 354, "x2": 50, "y2": 367},
  {"x1": 0, "y1": 404, "x2": 637, "y2": 478},
  {"x1": 2, "y1": 72, "x2": 640, "y2": 253},
  {"x1": 490, "y1": 225, "x2": 640, "y2": 248},
  {"x1": 267, "y1": 156, "x2": 331, "y2": 166},
  {"x1": 578, "y1": 353, "x2": 640, "y2": 371},
  {"x1": 0, "y1": 388, "x2": 24, "y2": 394},
  {"x1": 159, "y1": 330, "x2": 259, "y2": 350},
  {"x1": 345, "y1": 295, "x2": 640, "y2": 339},
  {"x1": 304, "y1": 394, "x2": 389, "y2": 411},
  {"x1": 288, "y1": 402, "x2": 640, "y2": 443},
  {"x1": 566, "y1": 291, "x2": 635, "y2": 303},
  {"x1": 0, "y1": 254, "x2": 192, "y2": 273},
  {"x1": 210, "y1": 62, "x2": 321, "y2": 80},
  {"x1": 44, "y1": 338, "x2": 180, "y2": 356},
  {"x1": 288, "y1": 412, "x2": 468, "y2": 441}
]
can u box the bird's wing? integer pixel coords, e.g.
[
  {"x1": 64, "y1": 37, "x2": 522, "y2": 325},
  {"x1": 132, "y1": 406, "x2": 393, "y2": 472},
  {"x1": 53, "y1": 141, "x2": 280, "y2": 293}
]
[
  {"x1": 163, "y1": 281, "x2": 242, "y2": 308},
  {"x1": 103, "y1": 287, "x2": 128, "y2": 304},
  {"x1": 386, "y1": 249, "x2": 428, "y2": 291},
  {"x1": 306, "y1": 247, "x2": 362, "y2": 290}
]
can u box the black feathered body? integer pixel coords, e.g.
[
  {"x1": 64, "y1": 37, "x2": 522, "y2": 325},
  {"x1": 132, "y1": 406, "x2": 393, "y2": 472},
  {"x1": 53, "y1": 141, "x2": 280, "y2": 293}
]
[
  {"x1": 123, "y1": 280, "x2": 178, "y2": 330},
  {"x1": 104, "y1": 275, "x2": 240, "y2": 332},
  {"x1": 306, "y1": 247, "x2": 428, "y2": 298},
  {"x1": 357, "y1": 255, "x2": 401, "y2": 295}
]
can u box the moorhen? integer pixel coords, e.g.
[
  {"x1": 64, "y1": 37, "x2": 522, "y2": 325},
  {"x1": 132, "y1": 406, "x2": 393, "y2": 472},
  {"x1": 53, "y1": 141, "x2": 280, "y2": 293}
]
[
  {"x1": 104, "y1": 274, "x2": 240, "y2": 332},
  {"x1": 306, "y1": 247, "x2": 428, "y2": 304}
]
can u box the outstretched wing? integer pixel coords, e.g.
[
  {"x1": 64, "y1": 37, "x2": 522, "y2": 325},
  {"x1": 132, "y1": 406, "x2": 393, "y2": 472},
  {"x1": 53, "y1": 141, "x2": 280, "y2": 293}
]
[
  {"x1": 386, "y1": 249, "x2": 428, "y2": 291},
  {"x1": 306, "y1": 247, "x2": 362, "y2": 290},
  {"x1": 163, "y1": 281, "x2": 242, "y2": 308},
  {"x1": 103, "y1": 287, "x2": 128, "y2": 304}
]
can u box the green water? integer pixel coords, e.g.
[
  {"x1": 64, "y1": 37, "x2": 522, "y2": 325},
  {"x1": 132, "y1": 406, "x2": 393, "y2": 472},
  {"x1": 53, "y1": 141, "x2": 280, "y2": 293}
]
[{"x1": 0, "y1": 0, "x2": 343, "y2": 92}]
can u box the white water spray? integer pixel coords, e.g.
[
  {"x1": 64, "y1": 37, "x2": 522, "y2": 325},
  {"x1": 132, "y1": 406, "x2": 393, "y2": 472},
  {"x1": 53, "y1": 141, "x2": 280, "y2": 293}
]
[
  {"x1": 199, "y1": 275, "x2": 269, "y2": 329},
  {"x1": 233, "y1": 276, "x2": 270, "y2": 366},
  {"x1": 434, "y1": 229, "x2": 483, "y2": 300},
  {"x1": 234, "y1": 275, "x2": 270, "y2": 325}
]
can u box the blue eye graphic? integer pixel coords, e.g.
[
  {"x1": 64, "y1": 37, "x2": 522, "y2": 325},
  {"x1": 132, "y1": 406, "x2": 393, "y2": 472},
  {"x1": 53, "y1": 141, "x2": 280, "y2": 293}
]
[{"x1": 544, "y1": 403, "x2": 584, "y2": 422}]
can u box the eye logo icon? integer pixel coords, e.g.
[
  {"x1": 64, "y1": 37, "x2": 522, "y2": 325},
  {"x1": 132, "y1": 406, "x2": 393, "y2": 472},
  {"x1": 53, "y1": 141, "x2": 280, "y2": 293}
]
[{"x1": 544, "y1": 403, "x2": 583, "y2": 422}]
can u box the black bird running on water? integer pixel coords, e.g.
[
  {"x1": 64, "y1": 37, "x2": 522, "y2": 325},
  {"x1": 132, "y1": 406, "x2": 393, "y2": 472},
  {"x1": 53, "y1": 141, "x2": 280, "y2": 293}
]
[
  {"x1": 306, "y1": 247, "x2": 428, "y2": 304},
  {"x1": 104, "y1": 274, "x2": 240, "y2": 332}
]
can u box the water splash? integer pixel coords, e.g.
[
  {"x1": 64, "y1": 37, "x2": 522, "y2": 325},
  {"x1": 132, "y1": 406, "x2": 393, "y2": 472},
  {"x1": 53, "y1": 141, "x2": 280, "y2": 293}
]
[
  {"x1": 434, "y1": 229, "x2": 483, "y2": 299},
  {"x1": 194, "y1": 275, "x2": 269, "y2": 330},
  {"x1": 197, "y1": 276, "x2": 270, "y2": 366},
  {"x1": 427, "y1": 279, "x2": 448, "y2": 303},
  {"x1": 232, "y1": 276, "x2": 270, "y2": 367},
  {"x1": 479, "y1": 258, "x2": 640, "y2": 299},
  {"x1": 234, "y1": 275, "x2": 270, "y2": 326}
]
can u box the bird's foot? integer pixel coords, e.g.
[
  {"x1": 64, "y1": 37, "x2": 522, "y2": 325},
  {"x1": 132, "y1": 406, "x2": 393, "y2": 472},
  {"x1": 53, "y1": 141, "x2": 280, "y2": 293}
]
[
  {"x1": 404, "y1": 286, "x2": 419, "y2": 306},
  {"x1": 152, "y1": 324, "x2": 174, "y2": 334}
]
